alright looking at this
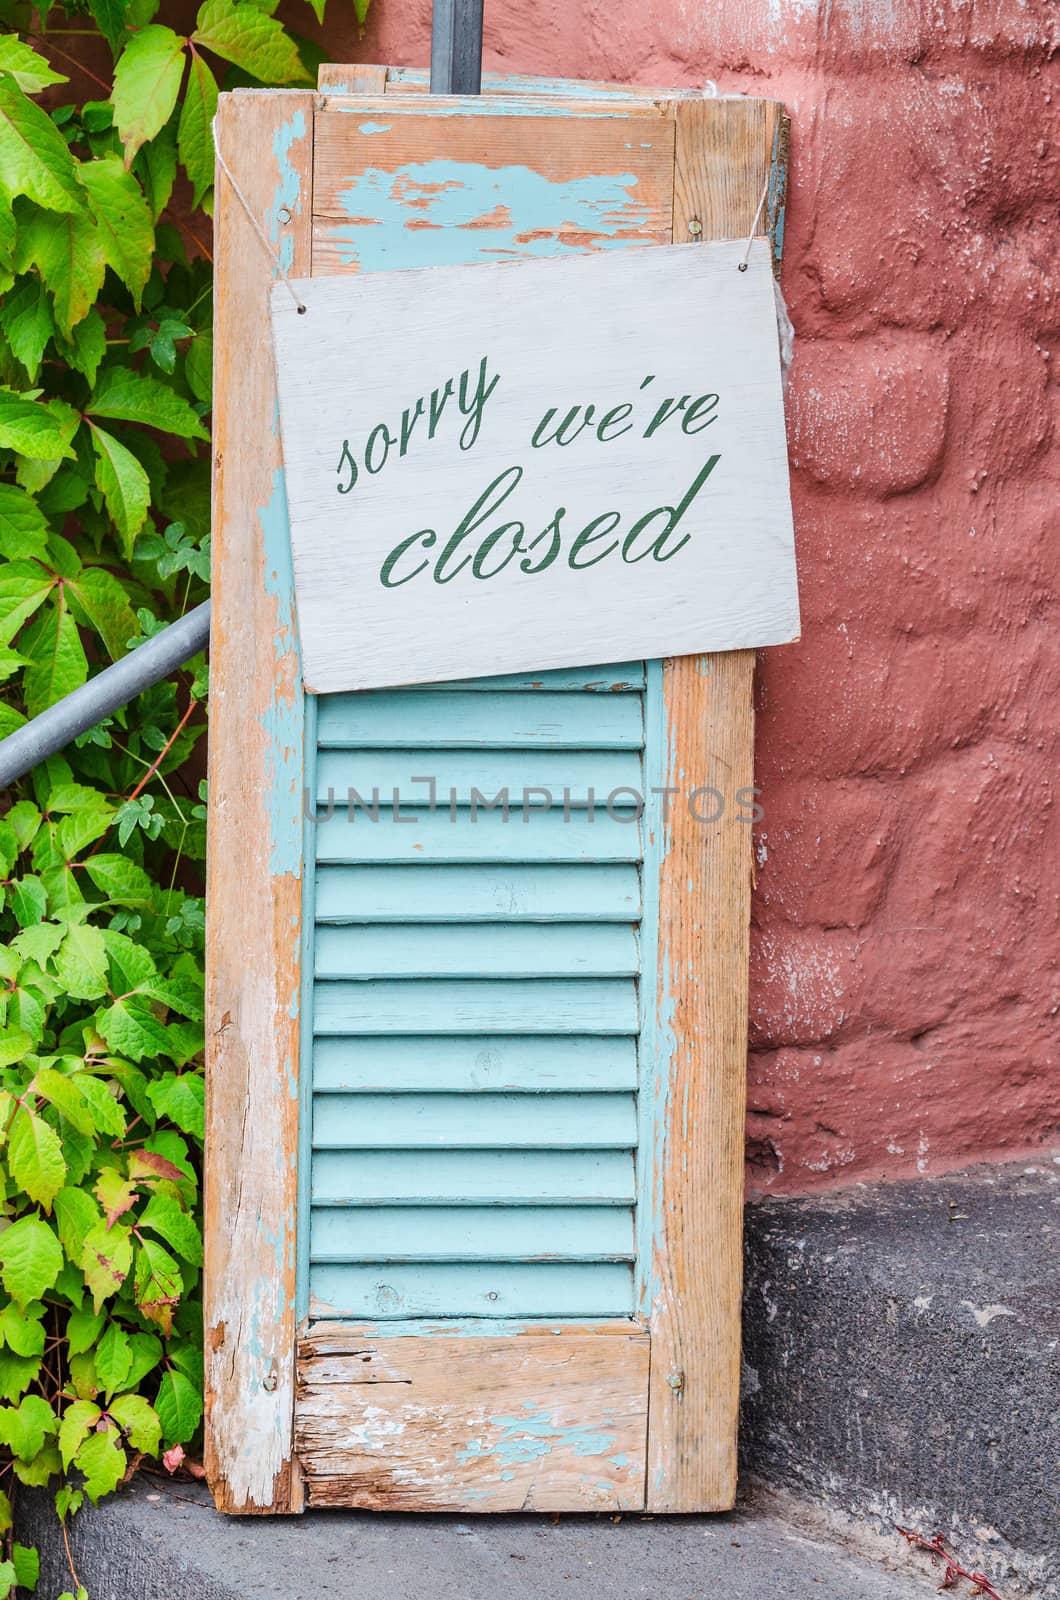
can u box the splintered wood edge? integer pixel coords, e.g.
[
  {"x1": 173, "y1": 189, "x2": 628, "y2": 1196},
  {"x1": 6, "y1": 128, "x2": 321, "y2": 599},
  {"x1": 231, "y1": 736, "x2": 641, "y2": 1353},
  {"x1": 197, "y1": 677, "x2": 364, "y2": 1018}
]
[
  {"x1": 644, "y1": 97, "x2": 780, "y2": 1513},
  {"x1": 295, "y1": 1328, "x2": 650, "y2": 1511},
  {"x1": 204, "y1": 89, "x2": 314, "y2": 1515}
]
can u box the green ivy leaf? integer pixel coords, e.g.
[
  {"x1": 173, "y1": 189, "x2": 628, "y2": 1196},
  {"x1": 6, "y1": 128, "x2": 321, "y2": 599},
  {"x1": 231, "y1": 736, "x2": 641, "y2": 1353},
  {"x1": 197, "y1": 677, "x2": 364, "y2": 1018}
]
[
  {"x1": 177, "y1": 50, "x2": 217, "y2": 209},
  {"x1": 88, "y1": 0, "x2": 135, "y2": 53},
  {"x1": 65, "y1": 1305, "x2": 106, "y2": 1357},
  {"x1": 58, "y1": 1398, "x2": 101, "y2": 1470},
  {"x1": 0, "y1": 483, "x2": 48, "y2": 566},
  {"x1": 0, "y1": 1026, "x2": 32, "y2": 1067},
  {"x1": 184, "y1": 329, "x2": 213, "y2": 405},
  {"x1": 10, "y1": 1542, "x2": 39, "y2": 1593},
  {"x1": 90, "y1": 422, "x2": 152, "y2": 558},
  {"x1": 0, "y1": 74, "x2": 86, "y2": 214},
  {"x1": 124, "y1": 1331, "x2": 163, "y2": 1389},
  {"x1": 75, "y1": 1423, "x2": 126, "y2": 1501},
  {"x1": 1, "y1": 277, "x2": 56, "y2": 382},
  {"x1": 0, "y1": 1348, "x2": 42, "y2": 1404},
  {"x1": 83, "y1": 853, "x2": 155, "y2": 906},
  {"x1": 74, "y1": 1072, "x2": 127, "y2": 1138},
  {"x1": 32, "y1": 1066, "x2": 97, "y2": 1136},
  {"x1": 134, "y1": 1235, "x2": 181, "y2": 1330},
  {"x1": 0, "y1": 1394, "x2": 56, "y2": 1461},
  {"x1": 0, "y1": 1214, "x2": 64, "y2": 1308},
  {"x1": 96, "y1": 997, "x2": 174, "y2": 1063},
  {"x1": 15, "y1": 205, "x2": 107, "y2": 338},
  {"x1": 21, "y1": 591, "x2": 89, "y2": 716},
  {"x1": 0, "y1": 1301, "x2": 45, "y2": 1359},
  {"x1": 54, "y1": 1184, "x2": 103, "y2": 1262},
  {"x1": 154, "y1": 1366, "x2": 201, "y2": 1445},
  {"x1": 108, "y1": 1391, "x2": 161, "y2": 1454},
  {"x1": 95, "y1": 1321, "x2": 133, "y2": 1397},
  {"x1": 66, "y1": 566, "x2": 138, "y2": 662},
  {"x1": 0, "y1": 482, "x2": 49, "y2": 561},
  {"x1": 193, "y1": 0, "x2": 312, "y2": 83},
  {"x1": 101, "y1": 928, "x2": 157, "y2": 990},
  {"x1": 0, "y1": 38, "x2": 69, "y2": 96},
  {"x1": 78, "y1": 153, "x2": 155, "y2": 308},
  {"x1": 88, "y1": 368, "x2": 209, "y2": 441},
  {"x1": 0, "y1": 388, "x2": 78, "y2": 460},
  {"x1": 0, "y1": 558, "x2": 54, "y2": 643},
  {"x1": 134, "y1": 121, "x2": 177, "y2": 219},
  {"x1": 58, "y1": 304, "x2": 108, "y2": 386},
  {"x1": 138, "y1": 1192, "x2": 203, "y2": 1266},
  {"x1": 111, "y1": 26, "x2": 187, "y2": 167},
  {"x1": 146, "y1": 1071, "x2": 204, "y2": 1137},
  {"x1": 53, "y1": 923, "x2": 110, "y2": 1001},
  {"x1": 7, "y1": 1105, "x2": 67, "y2": 1209},
  {"x1": 79, "y1": 1220, "x2": 133, "y2": 1311}
]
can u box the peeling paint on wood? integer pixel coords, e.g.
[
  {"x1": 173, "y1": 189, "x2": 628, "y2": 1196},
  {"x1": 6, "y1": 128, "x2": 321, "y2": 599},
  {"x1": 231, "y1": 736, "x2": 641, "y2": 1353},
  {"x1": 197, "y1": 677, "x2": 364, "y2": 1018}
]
[
  {"x1": 295, "y1": 1328, "x2": 648, "y2": 1510},
  {"x1": 204, "y1": 90, "x2": 315, "y2": 1516}
]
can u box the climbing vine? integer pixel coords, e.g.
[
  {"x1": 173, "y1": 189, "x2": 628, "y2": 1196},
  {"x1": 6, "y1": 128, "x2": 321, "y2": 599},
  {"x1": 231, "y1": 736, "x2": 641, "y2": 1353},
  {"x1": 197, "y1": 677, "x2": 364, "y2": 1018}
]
[{"x1": 0, "y1": 1, "x2": 359, "y2": 1592}]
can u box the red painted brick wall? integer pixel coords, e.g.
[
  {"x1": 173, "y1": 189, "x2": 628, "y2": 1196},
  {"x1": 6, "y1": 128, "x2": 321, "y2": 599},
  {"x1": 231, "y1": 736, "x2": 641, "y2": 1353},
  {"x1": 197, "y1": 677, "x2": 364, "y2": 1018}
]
[{"x1": 314, "y1": 0, "x2": 1059, "y2": 1193}]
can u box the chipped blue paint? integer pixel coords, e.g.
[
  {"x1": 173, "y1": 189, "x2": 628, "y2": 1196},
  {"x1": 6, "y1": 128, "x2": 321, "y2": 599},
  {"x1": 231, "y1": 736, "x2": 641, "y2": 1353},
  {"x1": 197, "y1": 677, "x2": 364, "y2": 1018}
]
[
  {"x1": 457, "y1": 1404, "x2": 618, "y2": 1466},
  {"x1": 335, "y1": 98, "x2": 633, "y2": 120},
  {"x1": 295, "y1": 692, "x2": 318, "y2": 1321},
  {"x1": 767, "y1": 115, "x2": 788, "y2": 275},
  {"x1": 257, "y1": 469, "x2": 303, "y2": 879},
  {"x1": 635, "y1": 658, "x2": 675, "y2": 1321},
  {"x1": 386, "y1": 67, "x2": 663, "y2": 100},
  {"x1": 330, "y1": 160, "x2": 649, "y2": 271},
  {"x1": 358, "y1": 121, "x2": 391, "y2": 135},
  {"x1": 266, "y1": 110, "x2": 307, "y2": 279}
]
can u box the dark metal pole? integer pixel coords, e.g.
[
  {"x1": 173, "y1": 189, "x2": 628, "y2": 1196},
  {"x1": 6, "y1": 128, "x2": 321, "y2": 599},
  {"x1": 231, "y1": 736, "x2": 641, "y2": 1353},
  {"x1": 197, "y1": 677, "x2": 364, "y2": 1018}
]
[
  {"x1": 430, "y1": 0, "x2": 484, "y2": 94},
  {"x1": 0, "y1": 601, "x2": 210, "y2": 790}
]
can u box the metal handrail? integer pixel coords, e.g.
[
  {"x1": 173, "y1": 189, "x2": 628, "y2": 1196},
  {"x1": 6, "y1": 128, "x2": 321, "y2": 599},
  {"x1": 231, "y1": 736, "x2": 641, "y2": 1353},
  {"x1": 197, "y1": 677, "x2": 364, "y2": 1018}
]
[{"x1": 0, "y1": 602, "x2": 210, "y2": 788}]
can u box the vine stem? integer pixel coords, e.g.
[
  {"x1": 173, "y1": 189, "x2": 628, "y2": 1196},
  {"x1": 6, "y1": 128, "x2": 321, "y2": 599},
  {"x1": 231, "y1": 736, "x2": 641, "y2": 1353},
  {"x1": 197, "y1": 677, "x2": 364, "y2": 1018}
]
[
  {"x1": 61, "y1": 1515, "x2": 83, "y2": 1594},
  {"x1": 895, "y1": 1527, "x2": 1005, "y2": 1600},
  {"x1": 84, "y1": 697, "x2": 198, "y2": 860},
  {"x1": 31, "y1": 34, "x2": 111, "y2": 93}
]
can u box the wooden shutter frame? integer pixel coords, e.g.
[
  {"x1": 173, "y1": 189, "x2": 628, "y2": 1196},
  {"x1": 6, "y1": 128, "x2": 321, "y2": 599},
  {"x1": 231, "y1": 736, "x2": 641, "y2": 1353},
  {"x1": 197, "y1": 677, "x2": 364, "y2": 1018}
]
[{"x1": 205, "y1": 73, "x2": 788, "y2": 1514}]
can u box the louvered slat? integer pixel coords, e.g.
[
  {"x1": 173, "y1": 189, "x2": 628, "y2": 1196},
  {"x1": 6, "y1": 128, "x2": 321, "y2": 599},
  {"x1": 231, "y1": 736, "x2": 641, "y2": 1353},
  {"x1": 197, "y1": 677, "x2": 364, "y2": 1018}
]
[
  {"x1": 312, "y1": 1036, "x2": 638, "y2": 1092},
  {"x1": 314, "y1": 864, "x2": 641, "y2": 924}
]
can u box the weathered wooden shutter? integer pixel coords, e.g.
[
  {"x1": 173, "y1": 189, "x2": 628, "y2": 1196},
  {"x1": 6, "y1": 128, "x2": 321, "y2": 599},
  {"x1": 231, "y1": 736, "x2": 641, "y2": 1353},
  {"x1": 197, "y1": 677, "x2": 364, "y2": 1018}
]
[{"x1": 206, "y1": 68, "x2": 787, "y2": 1515}]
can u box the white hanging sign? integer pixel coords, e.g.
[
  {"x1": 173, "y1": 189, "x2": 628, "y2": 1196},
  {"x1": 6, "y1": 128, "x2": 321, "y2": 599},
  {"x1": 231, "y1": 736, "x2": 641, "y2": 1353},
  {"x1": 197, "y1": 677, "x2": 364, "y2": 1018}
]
[{"x1": 271, "y1": 239, "x2": 799, "y2": 692}]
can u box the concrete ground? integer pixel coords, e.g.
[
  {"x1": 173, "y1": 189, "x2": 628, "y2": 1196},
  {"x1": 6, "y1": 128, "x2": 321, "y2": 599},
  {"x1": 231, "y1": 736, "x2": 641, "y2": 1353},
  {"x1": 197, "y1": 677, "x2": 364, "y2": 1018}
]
[{"x1": 20, "y1": 1479, "x2": 941, "y2": 1600}]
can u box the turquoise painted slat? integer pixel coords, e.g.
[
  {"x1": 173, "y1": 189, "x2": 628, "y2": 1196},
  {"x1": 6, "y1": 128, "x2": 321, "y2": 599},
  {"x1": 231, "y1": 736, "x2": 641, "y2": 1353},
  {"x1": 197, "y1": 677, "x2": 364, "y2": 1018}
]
[
  {"x1": 383, "y1": 67, "x2": 660, "y2": 99},
  {"x1": 316, "y1": 691, "x2": 643, "y2": 749},
  {"x1": 309, "y1": 1261, "x2": 634, "y2": 1319},
  {"x1": 311, "y1": 1148, "x2": 635, "y2": 1206},
  {"x1": 314, "y1": 977, "x2": 639, "y2": 1035},
  {"x1": 311, "y1": 1092, "x2": 636, "y2": 1149},
  {"x1": 314, "y1": 864, "x2": 641, "y2": 924},
  {"x1": 309, "y1": 1205, "x2": 634, "y2": 1262},
  {"x1": 431, "y1": 663, "x2": 645, "y2": 691},
  {"x1": 316, "y1": 748, "x2": 643, "y2": 806},
  {"x1": 314, "y1": 809, "x2": 642, "y2": 865},
  {"x1": 312, "y1": 1035, "x2": 638, "y2": 1093},
  {"x1": 314, "y1": 922, "x2": 638, "y2": 980}
]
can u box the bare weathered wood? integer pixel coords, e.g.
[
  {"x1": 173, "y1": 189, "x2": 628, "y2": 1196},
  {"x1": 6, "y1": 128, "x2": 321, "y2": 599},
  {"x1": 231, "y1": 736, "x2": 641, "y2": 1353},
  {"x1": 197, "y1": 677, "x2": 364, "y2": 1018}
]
[
  {"x1": 296, "y1": 1326, "x2": 649, "y2": 1510},
  {"x1": 643, "y1": 96, "x2": 782, "y2": 1513},
  {"x1": 204, "y1": 89, "x2": 315, "y2": 1515},
  {"x1": 310, "y1": 98, "x2": 674, "y2": 275},
  {"x1": 316, "y1": 64, "x2": 679, "y2": 99},
  {"x1": 317, "y1": 62, "x2": 388, "y2": 95}
]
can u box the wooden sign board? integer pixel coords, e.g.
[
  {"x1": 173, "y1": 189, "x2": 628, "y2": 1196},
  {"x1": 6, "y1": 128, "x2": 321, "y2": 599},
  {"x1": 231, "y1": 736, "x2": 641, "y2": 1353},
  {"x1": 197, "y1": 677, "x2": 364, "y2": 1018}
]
[
  {"x1": 205, "y1": 66, "x2": 791, "y2": 1518},
  {"x1": 271, "y1": 241, "x2": 798, "y2": 691}
]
